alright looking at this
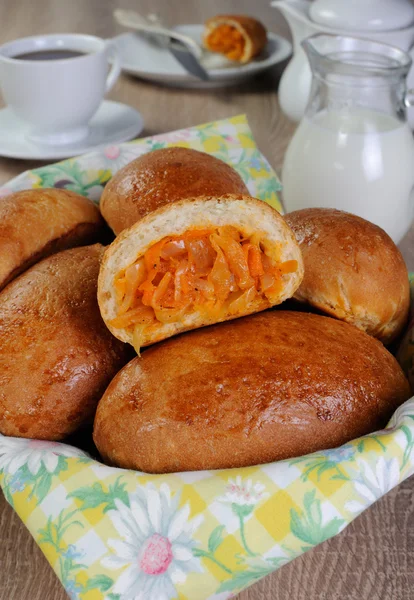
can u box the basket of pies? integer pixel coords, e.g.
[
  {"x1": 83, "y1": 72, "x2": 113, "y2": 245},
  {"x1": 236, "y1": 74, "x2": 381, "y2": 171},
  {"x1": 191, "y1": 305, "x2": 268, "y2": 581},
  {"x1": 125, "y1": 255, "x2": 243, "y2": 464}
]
[{"x1": 0, "y1": 116, "x2": 413, "y2": 600}]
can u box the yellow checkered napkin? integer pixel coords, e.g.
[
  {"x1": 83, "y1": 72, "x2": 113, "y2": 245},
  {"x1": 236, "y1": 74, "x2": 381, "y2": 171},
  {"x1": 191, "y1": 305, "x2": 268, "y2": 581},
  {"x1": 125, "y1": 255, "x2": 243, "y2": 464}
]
[{"x1": 0, "y1": 116, "x2": 413, "y2": 600}]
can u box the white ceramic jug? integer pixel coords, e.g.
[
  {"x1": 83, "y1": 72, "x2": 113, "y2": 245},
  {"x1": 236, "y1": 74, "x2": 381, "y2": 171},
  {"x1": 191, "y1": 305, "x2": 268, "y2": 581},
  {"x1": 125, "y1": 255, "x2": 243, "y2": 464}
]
[{"x1": 272, "y1": 0, "x2": 414, "y2": 124}]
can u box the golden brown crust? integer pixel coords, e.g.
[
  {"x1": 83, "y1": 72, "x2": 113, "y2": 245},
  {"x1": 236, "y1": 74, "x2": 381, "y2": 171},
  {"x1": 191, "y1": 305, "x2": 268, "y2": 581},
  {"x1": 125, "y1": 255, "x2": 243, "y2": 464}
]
[
  {"x1": 99, "y1": 147, "x2": 249, "y2": 234},
  {"x1": 284, "y1": 208, "x2": 410, "y2": 345},
  {"x1": 93, "y1": 311, "x2": 410, "y2": 473},
  {"x1": 204, "y1": 15, "x2": 267, "y2": 62},
  {"x1": 0, "y1": 188, "x2": 104, "y2": 291},
  {"x1": 0, "y1": 245, "x2": 131, "y2": 441}
]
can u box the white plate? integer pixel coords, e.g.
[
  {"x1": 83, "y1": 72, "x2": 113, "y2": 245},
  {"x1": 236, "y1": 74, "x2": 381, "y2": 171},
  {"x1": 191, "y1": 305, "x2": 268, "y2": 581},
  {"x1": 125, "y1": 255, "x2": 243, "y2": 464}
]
[
  {"x1": 0, "y1": 101, "x2": 144, "y2": 161},
  {"x1": 112, "y1": 25, "x2": 292, "y2": 89}
]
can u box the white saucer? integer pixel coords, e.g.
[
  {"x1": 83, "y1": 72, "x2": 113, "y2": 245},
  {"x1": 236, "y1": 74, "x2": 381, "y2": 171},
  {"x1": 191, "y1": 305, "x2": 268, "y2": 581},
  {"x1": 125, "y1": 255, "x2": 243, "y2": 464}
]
[
  {"x1": 112, "y1": 25, "x2": 292, "y2": 89},
  {"x1": 0, "y1": 100, "x2": 144, "y2": 160}
]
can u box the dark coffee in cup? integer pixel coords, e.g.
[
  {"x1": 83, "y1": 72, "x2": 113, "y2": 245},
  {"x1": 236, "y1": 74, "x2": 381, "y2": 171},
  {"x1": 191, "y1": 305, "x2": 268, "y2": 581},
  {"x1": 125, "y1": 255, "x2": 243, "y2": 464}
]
[
  {"x1": 0, "y1": 33, "x2": 121, "y2": 145},
  {"x1": 14, "y1": 49, "x2": 86, "y2": 60}
]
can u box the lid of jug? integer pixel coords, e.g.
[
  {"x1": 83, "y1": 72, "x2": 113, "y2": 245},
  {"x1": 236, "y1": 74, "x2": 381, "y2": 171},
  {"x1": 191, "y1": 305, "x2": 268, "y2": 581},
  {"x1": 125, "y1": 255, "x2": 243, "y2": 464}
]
[{"x1": 310, "y1": 0, "x2": 414, "y2": 32}]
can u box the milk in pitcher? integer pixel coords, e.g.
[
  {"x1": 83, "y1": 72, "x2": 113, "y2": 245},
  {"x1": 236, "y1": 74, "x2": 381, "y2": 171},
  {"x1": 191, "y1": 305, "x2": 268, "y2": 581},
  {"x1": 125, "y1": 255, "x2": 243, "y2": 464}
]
[
  {"x1": 282, "y1": 108, "x2": 414, "y2": 242},
  {"x1": 282, "y1": 34, "x2": 414, "y2": 244}
]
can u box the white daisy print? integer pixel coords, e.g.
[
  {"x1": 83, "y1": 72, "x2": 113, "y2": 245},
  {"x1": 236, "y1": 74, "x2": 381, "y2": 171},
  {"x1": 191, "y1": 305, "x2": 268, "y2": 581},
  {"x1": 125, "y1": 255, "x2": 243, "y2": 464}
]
[
  {"x1": 0, "y1": 434, "x2": 88, "y2": 476},
  {"x1": 216, "y1": 477, "x2": 268, "y2": 557},
  {"x1": 218, "y1": 476, "x2": 268, "y2": 507},
  {"x1": 100, "y1": 145, "x2": 144, "y2": 172},
  {"x1": 102, "y1": 483, "x2": 204, "y2": 600},
  {"x1": 162, "y1": 129, "x2": 193, "y2": 143},
  {"x1": 80, "y1": 145, "x2": 145, "y2": 175},
  {"x1": 345, "y1": 457, "x2": 400, "y2": 513}
]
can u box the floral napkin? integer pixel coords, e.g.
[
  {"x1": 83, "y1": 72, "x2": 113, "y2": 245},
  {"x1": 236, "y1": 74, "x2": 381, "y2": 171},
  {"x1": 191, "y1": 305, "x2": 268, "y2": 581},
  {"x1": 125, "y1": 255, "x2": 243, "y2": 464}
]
[{"x1": 0, "y1": 115, "x2": 413, "y2": 600}]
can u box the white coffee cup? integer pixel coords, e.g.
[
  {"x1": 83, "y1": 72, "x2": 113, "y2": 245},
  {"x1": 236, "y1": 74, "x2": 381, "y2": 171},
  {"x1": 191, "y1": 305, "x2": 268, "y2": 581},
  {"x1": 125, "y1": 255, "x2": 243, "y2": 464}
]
[{"x1": 0, "y1": 33, "x2": 122, "y2": 145}]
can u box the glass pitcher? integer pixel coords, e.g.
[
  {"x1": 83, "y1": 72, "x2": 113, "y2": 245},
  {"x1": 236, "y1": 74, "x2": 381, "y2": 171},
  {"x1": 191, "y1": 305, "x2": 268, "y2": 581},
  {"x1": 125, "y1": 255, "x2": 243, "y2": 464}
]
[{"x1": 282, "y1": 34, "x2": 414, "y2": 243}]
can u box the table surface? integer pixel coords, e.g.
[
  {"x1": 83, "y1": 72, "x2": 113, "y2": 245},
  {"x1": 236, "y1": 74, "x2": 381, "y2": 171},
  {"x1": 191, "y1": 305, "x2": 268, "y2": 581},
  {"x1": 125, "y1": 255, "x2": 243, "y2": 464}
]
[{"x1": 0, "y1": 1, "x2": 413, "y2": 599}]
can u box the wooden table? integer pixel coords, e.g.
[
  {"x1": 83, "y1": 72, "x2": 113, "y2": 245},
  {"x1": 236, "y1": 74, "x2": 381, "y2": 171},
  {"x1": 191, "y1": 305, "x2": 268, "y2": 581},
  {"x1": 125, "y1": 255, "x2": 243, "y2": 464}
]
[{"x1": 0, "y1": 1, "x2": 413, "y2": 599}]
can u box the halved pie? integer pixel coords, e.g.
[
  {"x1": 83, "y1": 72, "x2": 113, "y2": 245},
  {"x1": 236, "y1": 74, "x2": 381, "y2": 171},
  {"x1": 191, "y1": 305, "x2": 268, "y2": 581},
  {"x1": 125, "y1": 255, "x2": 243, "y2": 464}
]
[{"x1": 98, "y1": 195, "x2": 303, "y2": 352}]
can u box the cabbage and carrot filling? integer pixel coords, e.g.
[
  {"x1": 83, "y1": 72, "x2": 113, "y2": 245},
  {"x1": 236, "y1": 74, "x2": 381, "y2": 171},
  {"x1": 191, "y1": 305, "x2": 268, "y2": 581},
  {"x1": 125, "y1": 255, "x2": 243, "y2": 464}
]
[
  {"x1": 206, "y1": 25, "x2": 246, "y2": 61},
  {"x1": 110, "y1": 226, "x2": 297, "y2": 334}
]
